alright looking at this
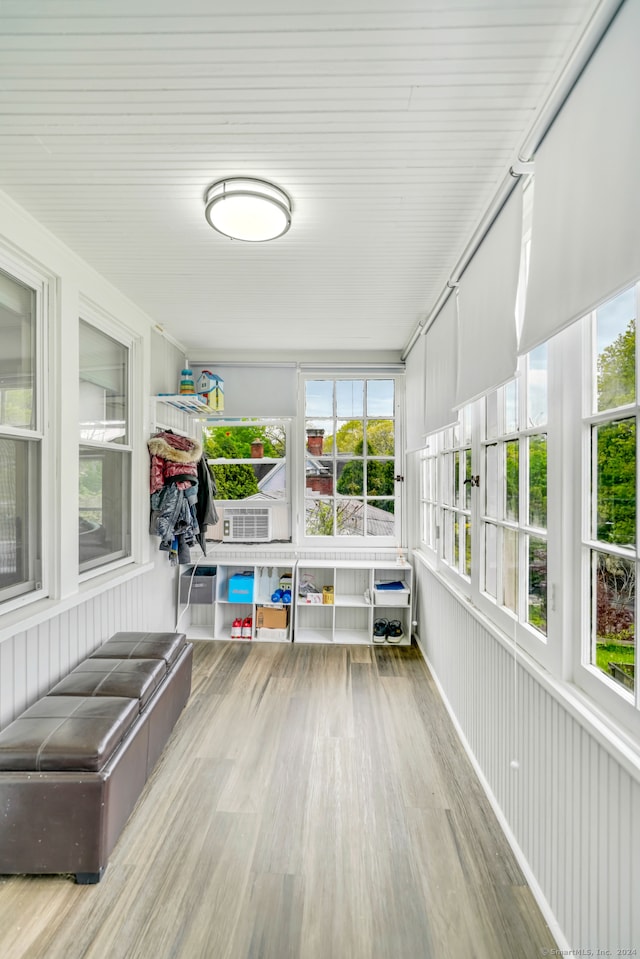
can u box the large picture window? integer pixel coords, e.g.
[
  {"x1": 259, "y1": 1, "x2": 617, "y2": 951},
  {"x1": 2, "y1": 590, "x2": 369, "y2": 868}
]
[
  {"x1": 0, "y1": 269, "x2": 42, "y2": 603},
  {"x1": 79, "y1": 319, "x2": 131, "y2": 572},
  {"x1": 303, "y1": 378, "x2": 399, "y2": 540}
]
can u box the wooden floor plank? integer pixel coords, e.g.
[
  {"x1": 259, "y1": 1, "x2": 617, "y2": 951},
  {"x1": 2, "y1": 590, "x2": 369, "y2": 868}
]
[{"x1": 0, "y1": 640, "x2": 556, "y2": 959}]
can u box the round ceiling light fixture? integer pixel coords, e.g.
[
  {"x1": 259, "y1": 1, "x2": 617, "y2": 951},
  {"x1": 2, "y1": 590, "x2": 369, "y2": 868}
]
[{"x1": 204, "y1": 177, "x2": 292, "y2": 242}]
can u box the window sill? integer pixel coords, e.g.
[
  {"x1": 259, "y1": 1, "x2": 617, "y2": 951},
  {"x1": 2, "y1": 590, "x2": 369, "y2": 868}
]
[{"x1": 0, "y1": 561, "x2": 155, "y2": 645}]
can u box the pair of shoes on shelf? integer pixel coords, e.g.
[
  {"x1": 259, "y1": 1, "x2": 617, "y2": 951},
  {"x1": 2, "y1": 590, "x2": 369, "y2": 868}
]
[
  {"x1": 373, "y1": 618, "x2": 404, "y2": 644},
  {"x1": 231, "y1": 616, "x2": 252, "y2": 640}
]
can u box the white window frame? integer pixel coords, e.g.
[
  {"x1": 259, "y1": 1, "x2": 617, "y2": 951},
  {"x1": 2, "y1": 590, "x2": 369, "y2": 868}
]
[
  {"x1": 0, "y1": 249, "x2": 51, "y2": 613},
  {"x1": 416, "y1": 305, "x2": 640, "y2": 736},
  {"x1": 575, "y1": 284, "x2": 640, "y2": 731},
  {"x1": 203, "y1": 417, "x2": 292, "y2": 544},
  {"x1": 78, "y1": 301, "x2": 136, "y2": 580},
  {"x1": 299, "y1": 373, "x2": 402, "y2": 547},
  {"x1": 417, "y1": 408, "x2": 474, "y2": 597}
]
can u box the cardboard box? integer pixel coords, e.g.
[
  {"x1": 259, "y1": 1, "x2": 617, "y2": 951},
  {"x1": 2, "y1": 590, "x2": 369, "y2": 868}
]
[
  {"x1": 228, "y1": 571, "x2": 254, "y2": 603},
  {"x1": 256, "y1": 606, "x2": 289, "y2": 629}
]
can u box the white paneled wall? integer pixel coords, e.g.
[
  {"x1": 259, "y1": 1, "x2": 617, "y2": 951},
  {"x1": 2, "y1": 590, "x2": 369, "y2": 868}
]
[
  {"x1": 0, "y1": 557, "x2": 177, "y2": 730},
  {"x1": 414, "y1": 559, "x2": 640, "y2": 951}
]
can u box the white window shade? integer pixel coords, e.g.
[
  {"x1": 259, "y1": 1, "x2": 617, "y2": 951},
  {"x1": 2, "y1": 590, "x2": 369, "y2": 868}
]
[
  {"x1": 405, "y1": 333, "x2": 427, "y2": 451},
  {"x1": 520, "y1": 0, "x2": 640, "y2": 356},
  {"x1": 455, "y1": 187, "x2": 523, "y2": 407},
  {"x1": 424, "y1": 293, "x2": 458, "y2": 436},
  {"x1": 191, "y1": 363, "x2": 297, "y2": 417}
]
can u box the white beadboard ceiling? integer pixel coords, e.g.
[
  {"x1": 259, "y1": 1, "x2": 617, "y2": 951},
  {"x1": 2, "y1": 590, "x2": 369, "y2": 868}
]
[{"x1": 0, "y1": 0, "x2": 601, "y2": 357}]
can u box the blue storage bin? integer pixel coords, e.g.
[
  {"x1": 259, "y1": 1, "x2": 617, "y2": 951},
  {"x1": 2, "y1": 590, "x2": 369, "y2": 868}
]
[{"x1": 228, "y1": 571, "x2": 254, "y2": 603}]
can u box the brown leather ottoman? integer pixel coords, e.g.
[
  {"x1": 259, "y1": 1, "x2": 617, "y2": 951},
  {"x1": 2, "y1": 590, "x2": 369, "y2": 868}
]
[
  {"x1": 90, "y1": 631, "x2": 186, "y2": 669},
  {"x1": 0, "y1": 695, "x2": 145, "y2": 884},
  {"x1": 0, "y1": 638, "x2": 193, "y2": 884},
  {"x1": 0, "y1": 695, "x2": 138, "y2": 772},
  {"x1": 49, "y1": 658, "x2": 166, "y2": 710}
]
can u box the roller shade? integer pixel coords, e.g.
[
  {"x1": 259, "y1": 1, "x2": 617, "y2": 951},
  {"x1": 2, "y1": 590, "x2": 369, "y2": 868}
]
[
  {"x1": 405, "y1": 333, "x2": 427, "y2": 451},
  {"x1": 520, "y1": 0, "x2": 640, "y2": 355},
  {"x1": 191, "y1": 362, "x2": 297, "y2": 417},
  {"x1": 424, "y1": 293, "x2": 458, "y2": 436},
  {"x1": 455, "y1": 186, "x2": 522, "y2": 406}
]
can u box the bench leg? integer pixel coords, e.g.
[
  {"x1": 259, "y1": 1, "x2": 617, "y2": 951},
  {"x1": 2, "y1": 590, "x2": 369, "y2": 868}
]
[{"x1": 75, "y1": 868, "x2": 105, "y2": 884}]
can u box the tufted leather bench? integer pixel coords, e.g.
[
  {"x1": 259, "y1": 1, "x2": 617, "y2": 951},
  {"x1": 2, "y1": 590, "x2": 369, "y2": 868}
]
[
  {"x1": 49, "y1": 658, "x2": 166, "y2": 709},
  {"x1": 0, "y1": 631, "x2": 192, "y2": 884}
]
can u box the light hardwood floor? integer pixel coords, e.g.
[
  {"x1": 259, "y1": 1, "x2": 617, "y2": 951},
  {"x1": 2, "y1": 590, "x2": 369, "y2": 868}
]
[{"x1": 0, "y1": 641, "x2": 556, "y2": 959}]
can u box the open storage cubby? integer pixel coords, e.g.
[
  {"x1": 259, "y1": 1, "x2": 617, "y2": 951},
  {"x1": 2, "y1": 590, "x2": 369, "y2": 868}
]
[
  {"x1": 177, "y1": 560, "x2": 295, "y2": 643},
  {"x1": 294, "y1": 560, "x2": 412, "y2": 645},
  {"x1": 177, "y1": 558, "x2": 411, "y2": 645},
  {"x1": 371, "y1": 565, "x2": 412, "y2": 645}
]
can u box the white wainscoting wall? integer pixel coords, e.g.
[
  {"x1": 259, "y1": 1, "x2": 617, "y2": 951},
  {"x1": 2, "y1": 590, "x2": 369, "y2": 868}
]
[
  {"x1": 413, "y1": 556, "x2": 640, "y2": 952},
  {"x1": 0, "y1": 555, "x2": 177, "y2": 730}
]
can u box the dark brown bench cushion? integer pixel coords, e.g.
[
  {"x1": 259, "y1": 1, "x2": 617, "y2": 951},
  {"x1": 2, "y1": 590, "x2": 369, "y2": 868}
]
[
  {"x1": 0, "y1": 696, "x2": 138, "y2": 772},
  {"x1": 48, "y1": 658, "x2": 166, "y2": 710},
  {"x1": 90, "y1": 631, "x2": 186, "y2": 669}
]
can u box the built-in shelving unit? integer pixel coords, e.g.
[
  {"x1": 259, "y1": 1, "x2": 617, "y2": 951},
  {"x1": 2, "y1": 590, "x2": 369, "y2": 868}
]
[
  {"x1": 178, "y1": 561, "x2": 295, "y2": 643},
  {"x1": 294, "y1": 559, "x2": 412, "y2": 646},
  {"x1": 178, "y1": 558, "x2": 412, "y2": 645}
]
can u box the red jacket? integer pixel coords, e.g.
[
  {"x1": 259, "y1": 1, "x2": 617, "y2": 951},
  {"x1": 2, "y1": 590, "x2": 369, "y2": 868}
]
[{"x1": 147, "y1": 431, "x2": 202, "y2": 494}]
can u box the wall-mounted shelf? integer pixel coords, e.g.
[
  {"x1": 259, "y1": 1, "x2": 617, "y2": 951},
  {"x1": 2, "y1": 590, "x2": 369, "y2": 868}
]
[{"x1": 155, "y1": 393, "x2": 210, "y2": 414}]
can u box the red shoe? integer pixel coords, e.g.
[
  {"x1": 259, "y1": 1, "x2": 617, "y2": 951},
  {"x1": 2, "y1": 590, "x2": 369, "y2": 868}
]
[
  {"x1": 231, "y1": 617, "x2": 243, "y2": 639},
  {"x1": 241, "y1": 616, "x2": 252, "y2": 640}
]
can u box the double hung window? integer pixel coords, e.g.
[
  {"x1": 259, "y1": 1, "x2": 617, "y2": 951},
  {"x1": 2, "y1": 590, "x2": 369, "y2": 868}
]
[
  {"x1": 0, "y1": 268, "x2": 43, "y2": 603},
  {"x1": 79, "y1": 319, "x2": 131, "y2": 573}
]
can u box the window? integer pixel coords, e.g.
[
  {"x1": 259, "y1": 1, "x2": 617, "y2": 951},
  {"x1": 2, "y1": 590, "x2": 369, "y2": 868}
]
[
  {"x1": 79, "y1": 319, "x2": 131, "y2": 573},
  {"x1": 0, "y1": 268, "x2": 42, "y2": 603},
  {"x1": 481, "y1": 347, "x2": 548, "y2": 638},
  {"x1": 419, "y1": 435, "x2": 438, "y2": 552},
  {"x1": 203, "y1": 420, "x2": 290, "y2": 542},
  {"x1": 584, "y1": 286, "x2": 637, "y2": 699},
  {"x1": 414, "y1": 271, "x2": 640, "y2": 730},
  {"x1": 303, "y1": 378, "x2": 399, "y2": 540},
  {"x1": 419, "y1": 406, "x2": 473, "y2": 581}
]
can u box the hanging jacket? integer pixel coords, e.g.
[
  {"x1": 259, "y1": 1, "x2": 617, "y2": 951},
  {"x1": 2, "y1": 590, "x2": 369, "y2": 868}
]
[
  {"x1": 195, "y1": 454, "x2": 219, "y2": 552},
  {"x1": 149, "y1": 483, "x2": 200, "y2": 551},
  {"x1": 147, "y1": 431, "x2": 202, "y2": 494}
]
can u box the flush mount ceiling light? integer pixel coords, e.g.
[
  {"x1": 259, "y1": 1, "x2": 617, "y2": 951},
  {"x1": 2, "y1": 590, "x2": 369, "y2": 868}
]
[{"x1": 204, "y1": 177, "x2": 292, "y2": 242}]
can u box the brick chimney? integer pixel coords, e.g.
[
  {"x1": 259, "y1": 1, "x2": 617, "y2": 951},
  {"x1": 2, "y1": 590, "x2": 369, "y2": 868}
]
[
  {"x1": 250, "y1": 439, "x2": 264, "y2": 459},
  {"x1": 306, "y1": 428, "x2": 324, "y2": 456}
]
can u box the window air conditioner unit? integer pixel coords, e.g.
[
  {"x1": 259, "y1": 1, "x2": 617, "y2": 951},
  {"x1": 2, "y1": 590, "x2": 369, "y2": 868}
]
[{"x1": 223, "y1": 506, "x2": 272, "y2": 543}]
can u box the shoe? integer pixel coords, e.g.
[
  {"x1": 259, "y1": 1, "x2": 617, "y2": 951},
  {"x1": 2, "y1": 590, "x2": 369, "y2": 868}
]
[
  {"x1": 231, "y1": 617, "x2": 243, "y2": 639},
  {"x1": 386, "y1": 620, "x2": 403, "y2": 643},
  {"x1": 241, "y1": 616, "x2": 252, "y2": 640},
  {"x1": 373, "y1": 618, "x2": 388, "y2": 643}
]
